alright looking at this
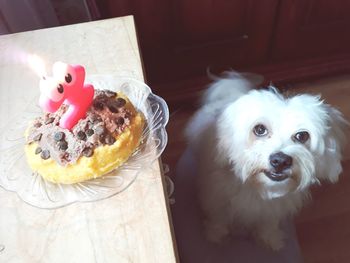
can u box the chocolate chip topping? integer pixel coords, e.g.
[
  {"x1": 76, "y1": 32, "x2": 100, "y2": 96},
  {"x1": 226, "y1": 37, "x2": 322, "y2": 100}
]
[
  {"x1": 82, "y1": 147, "x2": 93, "y2": 157},
  {"x1": 115, "y1": 98, "x2": 126, "y2": 107},
  {"x1": 54, "y1": 132, "x2": 65, "y2": 141},
  {"x1": 93, "y1": 101, "x2": 104, "y2": 111},
  {"x1": 98, "y1": 134, "x2": 105, "y2": 143},
  {"x1": 27, "y1": 89, "x2": 134, "y2": 166},
  {"x1": 40, "y1": 150, "x2": 50, "y2": 160},
  {"x1": 108, "y1": 104, "x2": 118, "y2": 113},
  {"x1": 104, "y1": 134, "x2": 116, "y2": 145},
  {"x1": 45, "y1": 117, "x2": 55, "y2": 125},
  {"x1": 77, "y1": 131, "x2": 87, "y2": 141},
  {"x1": 33, "y1": 133, "x2": 42, "y2": 141},
  {"x1": 105, "y1": 98, "x2": 127, "y2": 112},
  {"x1": 115, "y1": 117, "x2": 125, "y2": 126},
  {"x1": 86, "y1": 129, "x2": 94, "y2": 137},
  {"x1": 35, "y1": 147, "x2": 42, "y2": 154},
  {"x1": 58, "y1": 141, "x2": 68, "y2": 151}
]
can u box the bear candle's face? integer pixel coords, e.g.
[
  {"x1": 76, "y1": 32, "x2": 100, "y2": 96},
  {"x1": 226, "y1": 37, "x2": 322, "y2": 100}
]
[
  {"x1": 38, "y1": 62, "x2": 94, "y2": 130},
  {"x1": 39, "y1": 76, "x2": 65, "y2": 102}
]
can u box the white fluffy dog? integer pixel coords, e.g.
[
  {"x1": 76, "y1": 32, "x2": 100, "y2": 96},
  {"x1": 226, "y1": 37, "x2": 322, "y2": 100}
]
[{"x1": 185, "y1": 72, "x2": 348, "y2": 250}]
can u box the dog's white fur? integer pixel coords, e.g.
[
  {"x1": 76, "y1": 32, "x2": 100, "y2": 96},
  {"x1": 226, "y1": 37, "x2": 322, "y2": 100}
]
[{"x1": 186, "y1": 72, "x2": 348, "y2": 250}]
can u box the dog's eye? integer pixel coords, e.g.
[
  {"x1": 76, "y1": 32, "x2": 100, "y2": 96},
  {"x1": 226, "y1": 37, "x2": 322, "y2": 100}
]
[
  {"x1": 253, "y1": 124, "x2": 268, "y2": 137},
  {"x1": 294, "y1": 131, "x2": 309, "y2": 144},
  {"x1": 65, "y1": 73, "x2": 72, "y2": 83}
]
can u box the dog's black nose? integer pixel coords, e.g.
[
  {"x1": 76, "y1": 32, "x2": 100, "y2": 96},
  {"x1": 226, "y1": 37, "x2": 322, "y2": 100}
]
[{"x1": 269, "y1": 152, "x2": 293, "y2": 173}]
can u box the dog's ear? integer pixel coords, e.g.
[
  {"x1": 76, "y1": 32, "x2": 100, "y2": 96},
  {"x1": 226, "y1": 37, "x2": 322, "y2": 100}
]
[
  {"x1": 186, "y1": 71, "x2": 253, "y2": 146},
  {"x1": 317, "y1": 105, "x2": 348, "y2": 183},
  {"x1": 201, "y1": 71, "x2": 254, "y2": 108}
]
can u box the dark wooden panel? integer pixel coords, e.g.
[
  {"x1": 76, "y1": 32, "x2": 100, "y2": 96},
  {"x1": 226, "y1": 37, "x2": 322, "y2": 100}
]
[
  {"x1": 250, "y1": 53, "x2": 350, "y2": 86},
  {"x1": 105, "y1": 0, "x2": 172, "y2": 48},
  {"x1": 173, "y1": 0, "x2": 250, "y2": 44},
  {"x1": 303, "y1": 0, "x2": 350, "y2": 26},
  {"x1": 150, "y1": 0, "x2": 279, "y2": 83},
  {"x1": 102, "y1": 0, "x2": 350, "y2": 85},
  {"x1": 104, "y1": 0, "x2": 279, "y2": 84},
  {"x1": 272, "y1": 0, "x2": 350, "y2": 61}
]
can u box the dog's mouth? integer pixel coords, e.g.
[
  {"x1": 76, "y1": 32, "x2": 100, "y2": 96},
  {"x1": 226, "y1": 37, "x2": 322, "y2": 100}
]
[{"x1": 264, "y1": 171, "x2": 290, "y2": 182}]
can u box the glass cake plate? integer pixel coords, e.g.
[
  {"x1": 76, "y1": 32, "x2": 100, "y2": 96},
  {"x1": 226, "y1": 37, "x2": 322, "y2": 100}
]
[{"x1": 0, "y1": 76, "x2": 169, "y2": 209}]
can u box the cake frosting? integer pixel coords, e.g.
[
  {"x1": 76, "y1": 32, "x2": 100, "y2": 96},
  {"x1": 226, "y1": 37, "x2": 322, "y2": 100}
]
[
  {"x1": 27, "y1": 90, "x2": 132, "y2": 166},
  {"x1": 25, "y1": 89, "x2": 145, "y2": 184}
]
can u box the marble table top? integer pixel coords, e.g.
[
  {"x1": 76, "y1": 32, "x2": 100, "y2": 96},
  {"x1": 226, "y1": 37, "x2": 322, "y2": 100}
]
[{"x1": 0, "y1": 16, "x2": 178, "y2": 263}]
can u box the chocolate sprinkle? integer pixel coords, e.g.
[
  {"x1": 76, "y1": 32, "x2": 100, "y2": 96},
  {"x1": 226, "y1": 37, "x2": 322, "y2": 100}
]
[
  {"x1": 98, "y1": 134, "x2": 105, "y2": 143},
  {"x1": 93, "y1": 101, "x2": 104, "y2": 111},
  {"x1": 33, "y1": 133, "x2": 42, "y2": 141},
  {"x1": 86, "y1": 129, "x2": 94, "y2": 137},
  {"x1": 108, "y1": 105, "x2": 118, "y2": 113},
  {"x1": 115, "y1": 117, "x2": 125, "y2": 126},
  {"x1": 104, "y1": 134, "x2": 116, "y2": 145},
  {"x1": 54, "y1": 132, "x2": 65, "y2": 141},
  {"x1": 40, "y1": 150, "x2": 50, "y2": 160},
  {"x1": 115, "y1": 98, "x2": 126, "y2": 107},
  {"x1": 58, "y1": 141, "x2": 68, "y2": 151},
  {"x1": 95, "y1": 94, "x2": 108, "y2": 103},
  {"x1": 35, "y1": 147, "x2": 42, "y2": 154},
  {"x1": 108, "y1": 98, "x2": 126, "y2": 110},
  {"x1": 82, "y1": 147, "x2": 93, "y2": 157},
  {"x1": 27, "y1": 89, "x2": 134, "y2": 166},
  {"x1": 77, "y1": 131, "x2": 87, "y2": 140},
  {"x1": 45, "y1": 117, "x2": 55, "y2": 125}
]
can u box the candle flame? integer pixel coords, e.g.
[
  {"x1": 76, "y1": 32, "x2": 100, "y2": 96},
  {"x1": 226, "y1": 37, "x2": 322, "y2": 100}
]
[{"x1": 28, "y1": 54, "x2": 47, "y2": 77}]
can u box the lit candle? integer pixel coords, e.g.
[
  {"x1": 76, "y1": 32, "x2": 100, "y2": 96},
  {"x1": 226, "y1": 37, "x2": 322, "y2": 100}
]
[{"x1": 38, "y1": 61, "x2": 95, "y2": 130}]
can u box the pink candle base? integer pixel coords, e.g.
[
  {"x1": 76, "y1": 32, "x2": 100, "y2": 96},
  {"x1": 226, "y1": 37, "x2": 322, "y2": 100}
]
[
  {"x1": 60, "y1": 84, "x2": 94, "y2": 130},
  {"x1": 39, "y1": 62, "x2": 95, "y2": 130}
]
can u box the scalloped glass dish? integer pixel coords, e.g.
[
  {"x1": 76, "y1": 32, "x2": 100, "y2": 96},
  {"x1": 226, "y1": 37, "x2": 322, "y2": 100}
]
[{"x1": 0, "y1": 76, "x2": 169, "y2": 209}]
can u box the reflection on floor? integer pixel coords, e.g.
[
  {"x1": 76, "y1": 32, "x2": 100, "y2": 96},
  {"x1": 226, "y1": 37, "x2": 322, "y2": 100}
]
[{"x1": 158, "y1": 74, "x2": 350, "y2": 263}]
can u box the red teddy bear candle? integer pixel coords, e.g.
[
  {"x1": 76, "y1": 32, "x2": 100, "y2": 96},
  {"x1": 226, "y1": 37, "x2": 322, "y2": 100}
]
[{"x1": 39, "y1": 62, "x2": 95, "y2": 130}]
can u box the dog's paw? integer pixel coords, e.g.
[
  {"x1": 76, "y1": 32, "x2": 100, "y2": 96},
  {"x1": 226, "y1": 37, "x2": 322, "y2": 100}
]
[
  {"x1": 256, "y1": 227, "x2": 285, "y2": 251},
  {"x1": 203, "y1": 220, "x2": 230, "y2": 243}
]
